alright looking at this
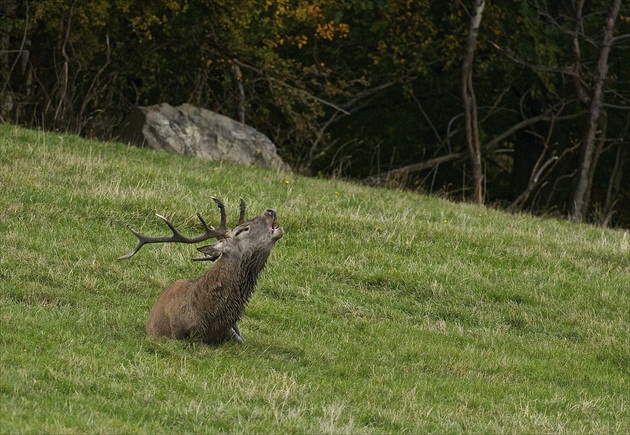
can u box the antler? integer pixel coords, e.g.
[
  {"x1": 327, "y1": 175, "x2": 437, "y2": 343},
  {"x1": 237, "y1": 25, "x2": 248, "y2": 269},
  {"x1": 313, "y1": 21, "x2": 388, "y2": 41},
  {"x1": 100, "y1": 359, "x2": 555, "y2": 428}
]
[
  {"x1": 237, "y1": 198, "x2": 247, "y2": 225},
  {"x1": 118, "y1": 197, "x2": 227, "y2": 260}
]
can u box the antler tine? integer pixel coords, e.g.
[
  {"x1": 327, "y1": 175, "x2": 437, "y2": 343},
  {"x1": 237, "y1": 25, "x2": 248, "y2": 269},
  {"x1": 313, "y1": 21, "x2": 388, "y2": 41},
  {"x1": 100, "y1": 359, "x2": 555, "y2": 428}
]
[
  {"x1": 211, "y1": 196, "x2": 227, "y2": 235},
  {"x1": 117, "y1": 197, "x2": 229, "y2": 260},
  {"x1": 116, "y1": 225, "x2": 152, "y2": 260},
  {"x1": 237, "y1": 198, "x2": 247, "y2": 225}
]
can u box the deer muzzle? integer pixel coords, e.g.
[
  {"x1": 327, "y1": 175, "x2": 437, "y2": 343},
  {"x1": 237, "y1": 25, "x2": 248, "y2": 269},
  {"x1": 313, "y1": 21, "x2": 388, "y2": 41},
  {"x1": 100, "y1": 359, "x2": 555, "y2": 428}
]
[{"x1": 266, "y1": 209, "x2": 284, "y2": 241}]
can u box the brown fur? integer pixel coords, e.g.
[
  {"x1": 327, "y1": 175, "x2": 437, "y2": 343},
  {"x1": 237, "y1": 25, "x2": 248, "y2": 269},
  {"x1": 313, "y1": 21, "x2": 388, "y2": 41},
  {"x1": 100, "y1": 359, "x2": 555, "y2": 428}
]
[{"x1": 121, "y1": 200, "x2": 283, "y2": 345}]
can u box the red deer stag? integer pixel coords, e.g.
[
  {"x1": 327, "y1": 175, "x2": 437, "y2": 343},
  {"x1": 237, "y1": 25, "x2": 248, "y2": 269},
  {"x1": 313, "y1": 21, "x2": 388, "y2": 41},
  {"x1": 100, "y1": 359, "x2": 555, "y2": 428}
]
[{"x1": 118, "y1": 198, "x2": 283, "y2": 345}]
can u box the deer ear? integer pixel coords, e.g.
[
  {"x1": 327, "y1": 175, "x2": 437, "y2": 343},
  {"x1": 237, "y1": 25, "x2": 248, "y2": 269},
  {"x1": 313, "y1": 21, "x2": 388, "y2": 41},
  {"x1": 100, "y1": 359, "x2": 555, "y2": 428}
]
[{"x1": 195, "y1": 240, "x2": 224, "y2": 261}]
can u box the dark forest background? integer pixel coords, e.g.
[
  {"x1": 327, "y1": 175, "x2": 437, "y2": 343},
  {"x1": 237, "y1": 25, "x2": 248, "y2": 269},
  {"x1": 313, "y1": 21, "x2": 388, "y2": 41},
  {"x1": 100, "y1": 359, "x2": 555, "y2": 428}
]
[{"x1": 1, "y1": 0, "x2": 629, "y2": 227}]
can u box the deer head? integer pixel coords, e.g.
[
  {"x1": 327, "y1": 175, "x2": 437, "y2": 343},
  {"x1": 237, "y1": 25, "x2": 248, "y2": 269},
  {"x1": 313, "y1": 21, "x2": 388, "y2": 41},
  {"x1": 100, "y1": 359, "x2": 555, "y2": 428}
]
[
  {"x1": 196, "y1": 207, "x2": 283, "y2": 263},
  {"x1": 118, "y1": 197, "x2": 283, "y2": 262}
]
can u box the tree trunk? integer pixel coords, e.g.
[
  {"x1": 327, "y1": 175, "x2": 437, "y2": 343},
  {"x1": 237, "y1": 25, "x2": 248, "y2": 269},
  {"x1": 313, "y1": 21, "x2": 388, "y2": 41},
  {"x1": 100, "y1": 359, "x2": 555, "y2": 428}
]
[
  {"x1": 232, "y1": 59, "x2": 246, "y2": 124},
  {"x1": 461, "y1": 0, "x2": 485, "y2": 205},
  {"x1": 602, "y1": 143, "x2": 627, "y2": 227},
  {"x1": 53, "y1": 3, "x2": 74, "y2": 128},
  {"x1": 570, "y1": 0, "x2": 589, "y2": 106},
  {"x1": 569, "y1": 0, "x2": 622, "y2": 222}
]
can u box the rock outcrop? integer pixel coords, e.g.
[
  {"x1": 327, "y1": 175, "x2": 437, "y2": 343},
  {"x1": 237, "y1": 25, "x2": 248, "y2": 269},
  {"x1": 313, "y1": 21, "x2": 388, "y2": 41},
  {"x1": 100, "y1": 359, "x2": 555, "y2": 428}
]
[{"x1": 119, "y1": 103, "x2": 289, "y2": 170}]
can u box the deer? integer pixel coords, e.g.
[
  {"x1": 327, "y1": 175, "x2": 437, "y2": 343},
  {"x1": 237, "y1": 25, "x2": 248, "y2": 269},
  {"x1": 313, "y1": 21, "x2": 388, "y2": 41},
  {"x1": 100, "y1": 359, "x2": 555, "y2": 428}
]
[{"x1": 118, "y1": 197, "x2": 284, "y2": 345}]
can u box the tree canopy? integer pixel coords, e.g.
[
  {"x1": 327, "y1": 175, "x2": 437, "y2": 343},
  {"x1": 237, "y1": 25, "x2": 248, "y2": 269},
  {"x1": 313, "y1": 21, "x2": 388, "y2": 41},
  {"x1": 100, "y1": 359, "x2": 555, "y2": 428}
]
[{"x1": 1, "y1": 0, "x2": 629, "y2": 227}]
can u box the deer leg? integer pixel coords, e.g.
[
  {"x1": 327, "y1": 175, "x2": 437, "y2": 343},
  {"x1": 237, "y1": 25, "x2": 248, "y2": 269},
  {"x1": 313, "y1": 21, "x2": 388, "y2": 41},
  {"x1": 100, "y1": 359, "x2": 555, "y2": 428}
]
[
  {"x1": 232, "y1": 323, "x2": 241, "y2": 336},
  {"x1": 231, "y1": 324, "x2": 245, "y2": 343}
]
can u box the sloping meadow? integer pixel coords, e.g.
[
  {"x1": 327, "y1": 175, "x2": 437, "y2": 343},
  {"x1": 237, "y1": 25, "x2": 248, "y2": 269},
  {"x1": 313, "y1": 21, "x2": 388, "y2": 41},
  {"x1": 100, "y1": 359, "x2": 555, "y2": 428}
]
[{"x1": 1, "y1": 124, "x2": 628, "y2": 433}]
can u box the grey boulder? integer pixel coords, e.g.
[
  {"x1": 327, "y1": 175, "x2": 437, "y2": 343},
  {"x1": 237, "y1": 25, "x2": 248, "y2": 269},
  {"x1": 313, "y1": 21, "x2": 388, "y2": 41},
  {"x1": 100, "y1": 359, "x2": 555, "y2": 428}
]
[{"x1": 120, "y1": 103, "x2": 290, "y2": 171}]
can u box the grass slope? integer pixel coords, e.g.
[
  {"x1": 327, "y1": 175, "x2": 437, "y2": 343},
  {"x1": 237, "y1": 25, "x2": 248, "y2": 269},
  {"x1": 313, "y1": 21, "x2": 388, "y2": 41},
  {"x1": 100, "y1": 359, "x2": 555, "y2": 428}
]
[{"x1": 1, "y1": 124, "x2": 629, "y2": 434}]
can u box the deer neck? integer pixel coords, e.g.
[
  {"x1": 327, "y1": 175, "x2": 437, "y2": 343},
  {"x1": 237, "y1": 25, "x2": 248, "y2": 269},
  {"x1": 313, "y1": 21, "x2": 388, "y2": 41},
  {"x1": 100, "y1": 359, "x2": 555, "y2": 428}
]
[
  {"x1": 202, "y1": 248, "x2": 271, "y2": 300},
  {"x1": 237, "y1": 249, "x2": 271, "y2": 298}
]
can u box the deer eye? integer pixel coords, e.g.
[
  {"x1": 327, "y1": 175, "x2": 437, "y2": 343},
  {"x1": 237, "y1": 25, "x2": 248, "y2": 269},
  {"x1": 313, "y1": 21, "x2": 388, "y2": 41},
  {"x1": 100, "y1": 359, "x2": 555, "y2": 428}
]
[{"x1": 234, "y1": 227, "x2": 249, "y2": 237}]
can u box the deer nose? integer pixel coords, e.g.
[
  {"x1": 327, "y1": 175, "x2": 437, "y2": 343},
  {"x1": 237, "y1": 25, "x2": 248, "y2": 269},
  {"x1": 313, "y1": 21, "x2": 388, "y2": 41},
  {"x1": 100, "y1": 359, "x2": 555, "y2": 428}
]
[{"x1": 266, "y1": 209, "x2": 277, "y2": 219}]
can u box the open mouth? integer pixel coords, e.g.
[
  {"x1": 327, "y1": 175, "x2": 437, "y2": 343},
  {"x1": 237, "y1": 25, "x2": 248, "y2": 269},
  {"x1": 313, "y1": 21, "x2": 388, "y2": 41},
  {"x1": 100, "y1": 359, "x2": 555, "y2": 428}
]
[
  {"x1": 266, "y1": 209, "x2": 278, "y2": 229},
  {"x1": 270, "y1": 217, "x2": 283, "y2": 240}
]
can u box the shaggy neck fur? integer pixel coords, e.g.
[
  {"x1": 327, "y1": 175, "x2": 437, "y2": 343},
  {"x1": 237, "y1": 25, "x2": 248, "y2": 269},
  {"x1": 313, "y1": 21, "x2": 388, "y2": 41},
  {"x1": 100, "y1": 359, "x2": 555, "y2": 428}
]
[{"x1": 194, "y1": 247, "x2": 271, "y2": 334}]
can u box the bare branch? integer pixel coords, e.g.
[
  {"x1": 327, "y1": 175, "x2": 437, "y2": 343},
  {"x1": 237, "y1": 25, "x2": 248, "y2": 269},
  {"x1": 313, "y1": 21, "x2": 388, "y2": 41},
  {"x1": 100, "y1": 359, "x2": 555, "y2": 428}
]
[
  {"x1": 489, "y1": 41, "x2": 569, "y2": 75},
  {"x1": 339, "y1": 81, "x2": 396, "y2": 111},
  {"x1": 232, "y1": 58, "x2": 351, "y2": 115},
  {"x1": 484, "y1": 109, "x2": 583, "y2": 150},
  {"x1": 366, "y1": 101, "x2": 583, "y2": 189},
  {"x1": 363, "y1": 152, "x2": 467, "y2": 186},
  {"x1": 612, "y1": 34, "x2": 630, "y2": 43},
  {"x1": 0, "y1": 0, "x2": 30, "y2": 98},
  {"x1": 78, "y1": 34, "x2": 112, "y2": 125},
  {"x1": 411, "y1": 93, "x2": 443, "y2": 146}
]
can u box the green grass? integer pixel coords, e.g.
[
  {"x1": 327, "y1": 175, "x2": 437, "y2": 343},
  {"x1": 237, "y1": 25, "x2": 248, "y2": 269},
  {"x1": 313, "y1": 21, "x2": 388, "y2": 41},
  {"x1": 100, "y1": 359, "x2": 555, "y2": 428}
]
[{"x1": 1, "y1": 123, "x2": 629, "y2": 434}]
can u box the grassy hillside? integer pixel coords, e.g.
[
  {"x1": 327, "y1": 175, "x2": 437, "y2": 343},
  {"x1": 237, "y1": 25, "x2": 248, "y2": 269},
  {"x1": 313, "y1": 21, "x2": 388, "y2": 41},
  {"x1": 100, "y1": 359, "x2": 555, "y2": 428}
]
[{"x1": 1, "y1": 124, "x2": 628, "y2": 434}]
